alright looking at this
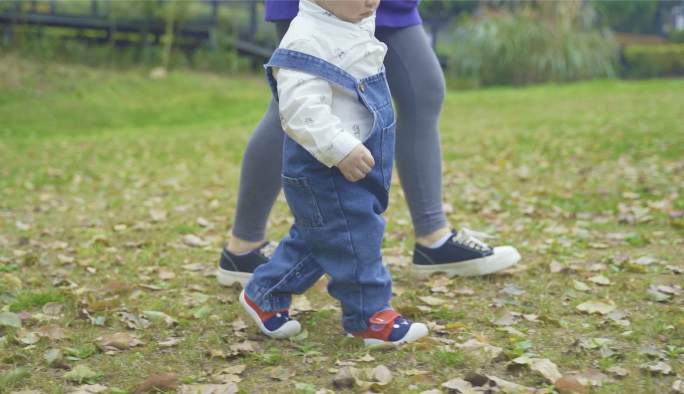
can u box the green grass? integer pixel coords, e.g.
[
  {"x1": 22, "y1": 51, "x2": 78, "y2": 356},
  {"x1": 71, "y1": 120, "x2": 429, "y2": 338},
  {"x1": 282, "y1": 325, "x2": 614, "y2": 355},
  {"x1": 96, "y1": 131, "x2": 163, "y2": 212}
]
[
  {"x1": 8, "y1": 289, "x2": 70, "y2": 313},
  {"x1": 1, "y1": 55, "x2": 683, "y2": 393}
]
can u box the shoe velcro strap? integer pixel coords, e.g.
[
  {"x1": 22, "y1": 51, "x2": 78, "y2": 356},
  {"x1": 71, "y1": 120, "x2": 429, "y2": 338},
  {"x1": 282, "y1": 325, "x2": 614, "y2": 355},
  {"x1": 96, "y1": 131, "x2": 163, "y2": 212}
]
[{"x1": 369, "y1": 310, "x2": 401, "y2": 326}]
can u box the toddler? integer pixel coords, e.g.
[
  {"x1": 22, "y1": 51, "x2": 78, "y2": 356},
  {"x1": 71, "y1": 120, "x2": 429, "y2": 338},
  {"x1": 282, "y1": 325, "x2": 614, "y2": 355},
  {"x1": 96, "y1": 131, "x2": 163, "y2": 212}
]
[{"x1": 239, "y1": 0, "x2": 428, "y2": 345}]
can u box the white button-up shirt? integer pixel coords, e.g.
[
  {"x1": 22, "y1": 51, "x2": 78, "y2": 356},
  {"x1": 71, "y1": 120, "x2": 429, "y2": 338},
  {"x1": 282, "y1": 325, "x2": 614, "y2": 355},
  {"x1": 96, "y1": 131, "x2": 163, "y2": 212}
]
[{"x1": 274, "y1": 0, "x2": 388, "y2": 167}]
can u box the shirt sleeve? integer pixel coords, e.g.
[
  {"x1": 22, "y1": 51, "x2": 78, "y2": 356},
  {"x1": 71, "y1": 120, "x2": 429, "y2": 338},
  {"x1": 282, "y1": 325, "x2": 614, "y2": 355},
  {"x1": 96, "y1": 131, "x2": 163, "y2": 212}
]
[
  {"x1": 273, "y1": 37, "x2": 362, "y2": 167},
  {"x1": 275, "y1": 68, "x2": 361, "y2": 167}
]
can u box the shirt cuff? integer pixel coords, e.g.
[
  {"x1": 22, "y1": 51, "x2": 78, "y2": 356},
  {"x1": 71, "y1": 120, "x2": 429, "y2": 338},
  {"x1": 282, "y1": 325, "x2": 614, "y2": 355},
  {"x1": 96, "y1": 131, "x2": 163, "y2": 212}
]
[{"x1": 319, "y1": 132, "x2": 362, "y2": 168}]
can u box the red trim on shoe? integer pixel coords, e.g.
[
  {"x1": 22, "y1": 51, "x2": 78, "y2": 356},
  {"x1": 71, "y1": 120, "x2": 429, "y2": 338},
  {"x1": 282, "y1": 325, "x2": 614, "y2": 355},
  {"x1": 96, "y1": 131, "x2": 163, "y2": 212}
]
[
  {"x1": 243, "y1": 292, "x2": 288, "y2": 323},
  {"x1": 351, "y1": 310, "x2": 402, "y2": 342}
]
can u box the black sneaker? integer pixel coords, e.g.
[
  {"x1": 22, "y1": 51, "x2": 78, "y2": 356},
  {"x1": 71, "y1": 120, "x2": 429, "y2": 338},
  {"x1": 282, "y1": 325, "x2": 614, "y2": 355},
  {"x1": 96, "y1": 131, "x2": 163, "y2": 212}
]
[
  {"x1": 217, "y1": 241, "x2": 275, "y2": 287},
  {"x1": 411, "y1": 228, "x2": 521, "y2": 279}
]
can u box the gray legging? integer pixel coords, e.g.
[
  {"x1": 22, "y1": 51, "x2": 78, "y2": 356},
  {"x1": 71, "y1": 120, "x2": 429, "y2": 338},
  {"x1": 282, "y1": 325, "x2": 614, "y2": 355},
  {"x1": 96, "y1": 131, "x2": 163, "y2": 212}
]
[{"x1": 233, "y1": 21, "x2": 447, "y2": 241}]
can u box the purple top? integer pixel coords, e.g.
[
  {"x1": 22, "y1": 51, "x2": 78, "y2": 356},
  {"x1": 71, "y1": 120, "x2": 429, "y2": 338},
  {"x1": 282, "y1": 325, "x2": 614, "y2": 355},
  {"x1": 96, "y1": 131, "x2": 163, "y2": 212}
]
[{"x1": 265, "y1": 0, "x2": 422, "y2": 28}]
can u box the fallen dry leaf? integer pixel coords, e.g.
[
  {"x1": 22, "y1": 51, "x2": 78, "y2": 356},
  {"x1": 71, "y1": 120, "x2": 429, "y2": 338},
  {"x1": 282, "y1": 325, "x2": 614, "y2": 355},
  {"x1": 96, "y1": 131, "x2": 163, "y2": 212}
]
[
  {"x1": 213, "y1": 375, "x2": 241, "y2": 384},
  {"x1": 42, "y1": 302, "x2": 64, "y2": 316},
  {"x1": 231, "y1": 318, "x2": 247, "y2": 332},
  {"x1": 441, "y1": 378, "x2": 473, "y2": 392},
  {"x1": 229, "y1": 341, "x2": 259, "y2": 355},
  {"x1": 634, "y1": 256, "x2": 659, "y2": 266},
  {"x1": 607, "y1": 366, "x2": 629, "y2": 377},
  {"x1": 177, "y1": 383, "x2": 238, "y2": 394},
  {"x1": 576, "y1": 300, "x2": 616, "y2": 315},
  {"x1": 491, "y1": 309, "x2": 519, "y2": 326},
  {"x1": 588, "y1": 275, "x2": 611, "y2": 286},
  {"x1": 574, "y1": 369, "x2": 615, "y2": 387},
  {"x1": 57, "y1": 254, "x2": 75, "y2": 264},
  {"x1": 333, "y1": 367, "x2": 355, "y2": 389},
  {"x1": 134, "y1": 373, "x2": 179, "y2": 394},
  {"x1": 549, "y1": 260, "x2": 565, "y2": 273},
  {"x1": 374, "y1": 365, "x2": 392, "y2": 385},
  {"x1": 182, "y1": 234, "x2": 207, "y2": 247},
  {"x1": 499, "y1": 326, "x2": 526, "y2": 338},
  {"x1": 459, "y1": 339, "x2": 503, "y2": 361},
  {"x1": 142, "y1": 311, "x2": 178, "y2": 327},
  {"x1": 0, "y1": 312, "x2": 22, "y2": 328},
  {"x1": 487, "y1": 375, "x2": 535, "y2": 393},
  {"x1": 358, "y1": 353, "x2": 375, "y2": 363},
  {"x1": 158, "y1": 338, "x2": 183, "y2": 348},
  {"x1": 100, "y1": 332, "x2": 144, "y2": 350},
  {"x1": 418, "y1": 296, "x2": 446, "y2": 306},
  {"x1": 656, "y1": 285, "x2": 682, "y2": 296},
  {"x1": 158, "y1": 266, "x2": 176, "y2": 280},
  {"x1": 453, "y1": 286, "x2": 475, "y2": 296},
  {"x1": 383, "y1": 254, "x2": 410, "y2": 268},
  {"x1": 645, "y1": 289, "x2": 671, "y2": 302},
  {"x1": 673, "y1": 380, "x2": 684, "y2": 393},
  {"x1": 403, "y1": 369, "x2": 429, "y2": 376},
  {"x1": 218, "y1": 365, "x2": 246, "y2": 376},
  {"x1": 553, "y1": 376, "x2": 585, "y2": 394},
  {"x1": 269, "y1": 366, "x2": 293, "y2": 381},
  {"x1": 640, "y1": 361, "x2": 672, "y2": 375},
  {"x1": 290, "y1": 295, "x2": 314, "y2": 315},
  {"x1": 638, "y1": 344, "x2": 666, "y2": 359},
  {"x1": 573, "y1": 280, "x2": 590, "y2": 292},
  {"x1": 501, "y1": 284, "x2": 525, "y2": 295},
  {"x1": 35, "y1": 325, "x2": 67, "y2": 340},
  {"x1": 149, "y1": 209, "x2": 167, "y2": 222},
  {"x1": 16, "y1": 329, "x2": 40, "y2": 344},
  {"x1": 63, "y1": 365, "x2": 97, "y2": 383},
  {"x1": 530, "y1": 359, "x2": 562, "y2": 383},
  {"x1": 67, "y1": 384, "x2": 108, "y2": 394}
]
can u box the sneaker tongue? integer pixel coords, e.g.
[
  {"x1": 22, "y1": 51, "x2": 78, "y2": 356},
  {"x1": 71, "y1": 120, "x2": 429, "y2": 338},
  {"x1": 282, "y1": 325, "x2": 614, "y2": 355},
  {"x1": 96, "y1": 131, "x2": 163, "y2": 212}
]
[{"x1": 369, "y1": 310, "x2": 401, "y2": 326}]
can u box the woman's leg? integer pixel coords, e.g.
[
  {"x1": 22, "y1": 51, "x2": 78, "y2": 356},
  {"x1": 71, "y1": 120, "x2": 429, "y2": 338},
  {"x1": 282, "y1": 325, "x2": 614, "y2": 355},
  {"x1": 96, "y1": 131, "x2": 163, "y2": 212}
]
[
  {"x1": 375, "y1": 25, "x2": 521, "y2": 278},
  {"x1": 229, "y1": 21, "x2": 291, "y2": 249},
  {"x1": 374, "y1": 25, "x2": 448, "y2": 239}
]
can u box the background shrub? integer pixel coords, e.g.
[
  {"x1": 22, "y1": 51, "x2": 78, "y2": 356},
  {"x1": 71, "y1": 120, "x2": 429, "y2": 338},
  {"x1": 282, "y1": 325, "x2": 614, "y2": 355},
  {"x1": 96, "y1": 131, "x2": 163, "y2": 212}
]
[
  {"x1": 449, "y1": 1, "x2": 620, "y2": 86},
  {"x1": 623, "y1": 44, "x2": 684, "y2": 78}
]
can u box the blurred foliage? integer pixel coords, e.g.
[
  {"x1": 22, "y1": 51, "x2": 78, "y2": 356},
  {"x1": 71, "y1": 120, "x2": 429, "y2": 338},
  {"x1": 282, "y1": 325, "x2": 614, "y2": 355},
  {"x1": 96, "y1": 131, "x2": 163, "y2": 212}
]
[
  {"x1": 591, "y1": 0, "x2": 660, "y2": 35},
  {"x1": 448, "y1": 1, "x2": 620, "y2": 86},
  {"x1": 623, "y1": 44, "x2": 684, "y2": 78},
  {"x1": 0, "y1": 0, "x2": 271, "y2": 72},
  {"x1": 418, "y1": 1, "x2": 479, "y2": 19},
  {"x1": 420, "y1": 0, "x2": 669, "y2": 36},
  {"x1": 613, "y1": 32, "x2": 670, "y2": 47},
  {"x1": 670, "y1": 29, "x2": 684, "y2": 44},
  {"x1": 4, "y1": 32, "x2": 251, "y2": 73}
]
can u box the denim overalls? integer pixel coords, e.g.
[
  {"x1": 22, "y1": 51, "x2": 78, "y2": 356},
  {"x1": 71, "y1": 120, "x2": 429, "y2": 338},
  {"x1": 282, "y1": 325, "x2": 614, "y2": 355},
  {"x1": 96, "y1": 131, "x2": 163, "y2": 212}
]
[{"x1": 244, "y1": 49, "x2": 396, "y2": 334}]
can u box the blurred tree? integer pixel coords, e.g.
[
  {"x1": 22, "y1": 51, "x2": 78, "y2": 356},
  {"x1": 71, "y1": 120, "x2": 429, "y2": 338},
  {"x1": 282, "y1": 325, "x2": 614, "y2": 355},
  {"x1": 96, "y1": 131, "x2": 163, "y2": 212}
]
[
  {"x1": 418, "y1": 1, "x2": 479, "y2": 20},
  {"x1": 590, "y1": 1, "x2": 661, "y2": 35}
]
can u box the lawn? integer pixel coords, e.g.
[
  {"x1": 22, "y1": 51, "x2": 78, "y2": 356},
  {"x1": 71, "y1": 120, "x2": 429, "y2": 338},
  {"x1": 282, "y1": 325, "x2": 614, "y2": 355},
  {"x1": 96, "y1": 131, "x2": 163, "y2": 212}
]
[{"x1": 1, "y1": 55, "x2": 684, "y2": 394}]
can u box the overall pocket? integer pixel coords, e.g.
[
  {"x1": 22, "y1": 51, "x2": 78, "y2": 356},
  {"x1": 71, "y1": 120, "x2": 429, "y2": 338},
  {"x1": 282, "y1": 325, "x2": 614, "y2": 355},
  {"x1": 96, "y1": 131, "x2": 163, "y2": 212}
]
[
  {"x1": 281, "y1": 175, "x2": 324, "y2": 227},
  {"x1": 381, "y1": 121, "x2": 396, "y2": 192}
]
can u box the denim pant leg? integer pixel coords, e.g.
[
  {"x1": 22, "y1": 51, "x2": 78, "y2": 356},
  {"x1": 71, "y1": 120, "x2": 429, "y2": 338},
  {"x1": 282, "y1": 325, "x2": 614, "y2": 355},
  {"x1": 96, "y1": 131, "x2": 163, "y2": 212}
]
[
  {"x1": 245, "y1": 225, "x2": 325, "y2": 312},
  {"x1": 291, "y1": 167, "x2": 393, "y2": 334}
]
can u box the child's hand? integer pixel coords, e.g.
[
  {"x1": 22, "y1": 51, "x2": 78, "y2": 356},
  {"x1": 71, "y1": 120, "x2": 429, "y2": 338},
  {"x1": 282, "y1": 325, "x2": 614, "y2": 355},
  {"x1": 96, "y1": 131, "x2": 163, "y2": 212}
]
[{"x1": 338, "y1": 144, "x2": 375, "y2": 182}]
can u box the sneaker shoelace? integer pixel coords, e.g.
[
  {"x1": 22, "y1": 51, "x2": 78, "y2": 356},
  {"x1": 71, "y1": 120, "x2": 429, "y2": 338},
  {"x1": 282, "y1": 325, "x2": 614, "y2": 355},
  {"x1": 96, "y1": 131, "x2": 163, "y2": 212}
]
[{"x1": 452, "y1": 228, "x2": 494, "y2": 252}]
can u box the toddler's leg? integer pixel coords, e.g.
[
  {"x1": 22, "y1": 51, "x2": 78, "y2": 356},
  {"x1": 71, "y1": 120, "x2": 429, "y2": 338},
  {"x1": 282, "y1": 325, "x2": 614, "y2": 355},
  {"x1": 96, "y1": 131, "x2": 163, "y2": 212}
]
[{"x1": 241, "y1": 226, "x2": 325, "y2": 339}]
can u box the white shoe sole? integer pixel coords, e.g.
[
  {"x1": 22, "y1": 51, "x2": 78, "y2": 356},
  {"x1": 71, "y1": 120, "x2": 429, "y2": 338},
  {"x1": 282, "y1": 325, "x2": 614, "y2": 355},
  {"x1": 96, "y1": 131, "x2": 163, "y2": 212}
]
[
  {"x1": 350, "y1": 322, "x2": 429, "y2": 346},
  {"x1": 239, "y1": 290, "x2": 301, "y2": 339},
  {"x1": 411, "y1": 246, "x2": 521, "y2": 279},
  {"x1": 217, "y1": 267, "x2": 252, "y2": 287}
]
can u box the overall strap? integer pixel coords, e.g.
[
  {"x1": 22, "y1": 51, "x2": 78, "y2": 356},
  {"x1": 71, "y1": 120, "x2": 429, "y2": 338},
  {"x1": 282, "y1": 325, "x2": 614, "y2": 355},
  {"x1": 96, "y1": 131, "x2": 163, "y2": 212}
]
[{"x1": 264, "y1": 49, "x2": 358, "y2": 102}]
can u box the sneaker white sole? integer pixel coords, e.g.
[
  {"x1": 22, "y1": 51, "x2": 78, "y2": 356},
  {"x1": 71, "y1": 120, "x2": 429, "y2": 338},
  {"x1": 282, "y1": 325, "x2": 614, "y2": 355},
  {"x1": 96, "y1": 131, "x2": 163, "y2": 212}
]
[
  {"x1": 217, "y1": 267, "x2": 252, "y2": 287},
  {"x1": 349, "y1": 322, "x2": 429, "y2": 346},
  {"x1": 239, "y1": 290, "x2": 301, "y2": 339},
  {"x1": 411, "y1": 246, "x2": 521, "y2": 279}
]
